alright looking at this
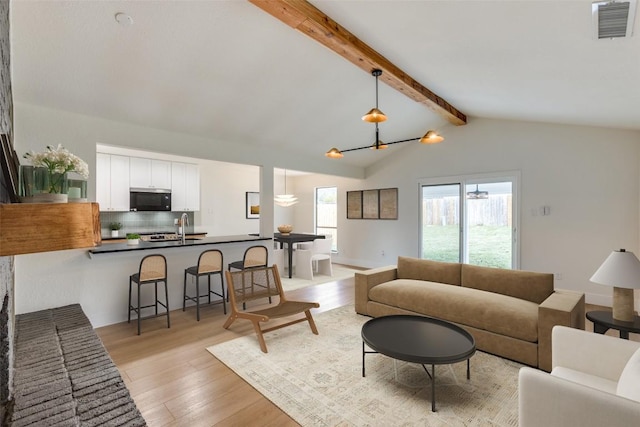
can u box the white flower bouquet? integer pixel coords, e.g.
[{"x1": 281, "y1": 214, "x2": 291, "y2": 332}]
[{"x1": 24, "y1": 144, "x2": 89, "y2": 194}]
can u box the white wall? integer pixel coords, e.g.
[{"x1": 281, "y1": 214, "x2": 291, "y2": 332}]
[
  {"x1": 197, "y1": 161, "x2": 260, "y2": 235},
  {"x1": 292, "y1": 118, "x2": 640, "y2": 309}
]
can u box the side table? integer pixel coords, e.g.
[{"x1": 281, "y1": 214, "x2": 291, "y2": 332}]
[{"x1": 586, "y1": 310, "x2": 640, "y2": 339}]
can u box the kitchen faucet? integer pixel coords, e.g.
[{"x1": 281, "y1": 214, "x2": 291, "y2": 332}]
[{"x1": 180, "y1": 212, "x2": 189, "y2": 244}]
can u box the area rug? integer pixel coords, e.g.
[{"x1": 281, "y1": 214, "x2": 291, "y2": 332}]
[
  {"x1": 279, "y1": 264, "x2": 359, "y2": 292},
  {"x1": 207, "y1": 305, "x2": 522, "y2": 426}
]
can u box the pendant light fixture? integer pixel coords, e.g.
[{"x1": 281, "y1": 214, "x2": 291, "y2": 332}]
[
  {"x1": 325, "y1": 69, "x2": 444, "y2": 158},
  {"x1": 274, "y1": 169, "x2": 298, "y2": 207}
]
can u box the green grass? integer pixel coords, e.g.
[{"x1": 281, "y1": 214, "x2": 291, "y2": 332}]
[{"x1": 422, "y1": 225, "x2": 512, "y2": 268}]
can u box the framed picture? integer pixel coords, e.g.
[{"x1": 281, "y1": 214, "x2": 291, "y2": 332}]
[
  {"x1": 347, "y1": 187, "x2": 398, "y2": 220},
  {"x1": 362, "y1": 189, "x2": 379, "y2": 219},
  {"x1": 379, "y1": 188, "x2": 398, "y2": 219},
  {"x1": 246, "y1": 192, "x2": 260, "y2": 219},
  {"x1": 347, "y1": 191, "x2": 362, "y2": 219},
  {"x1": 0, "y1": 134, "x2": 19, "y2": 203}
]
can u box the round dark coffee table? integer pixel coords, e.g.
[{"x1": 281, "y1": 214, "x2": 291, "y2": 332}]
[{"x1": 361, "y1": 315, "x2": 476, "y2": 412}]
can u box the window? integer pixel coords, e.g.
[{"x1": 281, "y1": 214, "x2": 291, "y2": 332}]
[
  {"x1": 315, "y1": 187, "x2": 337, "y2": 251},
  {"x1": 419, "y1": 173, "x2": 519, "y2": 269}
]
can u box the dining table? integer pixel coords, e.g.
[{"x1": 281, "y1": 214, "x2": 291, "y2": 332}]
[{"x1": 273, "y1": 232, "x2": 326, "y2": 278}]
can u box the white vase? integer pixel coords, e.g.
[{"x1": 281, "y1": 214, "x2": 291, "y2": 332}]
[
  {"x1": 111, "y1": 230, "x2": 119, "y2": 238},
  {"x1": 127, "y1": 238, "x2": 139, "y2": 246}
]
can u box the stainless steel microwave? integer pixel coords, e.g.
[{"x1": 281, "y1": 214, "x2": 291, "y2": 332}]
[{"x1": 130, "y1": 188, "x2": 171, "y2": 211}]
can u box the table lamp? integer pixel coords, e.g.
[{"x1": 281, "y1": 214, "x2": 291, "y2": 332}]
[{"x1": 590, "y1": 249, "x2": 640, "y2": 322}]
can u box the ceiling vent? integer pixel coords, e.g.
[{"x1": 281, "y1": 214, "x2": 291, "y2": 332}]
[{"x1": 592, "y1": 0, "x2": 637, "y2": 39}]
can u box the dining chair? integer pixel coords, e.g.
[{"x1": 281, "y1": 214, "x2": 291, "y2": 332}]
[
  {"x1": 295, "y1": 237, "x2": 333, "y2": 280},
  {"x1": 183, "y1": 249, "x2": 225, "y2": 321},
  {"x1": 224, "y1": 264, "x2": 319, "y2": 353},
  {"x1": 128, "y1": 254, "x2": 170, "y2": 335}
]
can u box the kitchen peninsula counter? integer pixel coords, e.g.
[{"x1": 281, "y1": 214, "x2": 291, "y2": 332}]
[
  {"x1": 89, "y1": 234, "x2": 270, "y2": 256},
  {"x1": 15, "y1": 235, "x2": 274, "y2": 328}
]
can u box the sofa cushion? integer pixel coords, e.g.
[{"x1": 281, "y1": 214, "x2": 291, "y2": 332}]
[
  {"x1": 397, "y1": 256, "x2": 461, "y2": 286},
  {"x1": 461, "y1": 264, "x2": 554, "y2": 304},
  {"x1": 369, "y1": 279, "x2": 539, "y2": 342},
  {"x1": 617, "y1": 347, "x2": 640, "y2": 402}
]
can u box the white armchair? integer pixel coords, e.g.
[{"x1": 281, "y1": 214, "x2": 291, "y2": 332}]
[
  {"x1": 295, "y1": 238, "x2": 333, "y2": 280},
  {"x1": 519, "y1": 325, "x2": 640, "y2": 427}
]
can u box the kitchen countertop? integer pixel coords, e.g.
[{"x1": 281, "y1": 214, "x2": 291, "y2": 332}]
[
  {"x1": 89, "y1": 234, "x2": 271, "y2": 256},
  {"x1": 101, "y1": 233, "x2": 207, "y2": 242}
]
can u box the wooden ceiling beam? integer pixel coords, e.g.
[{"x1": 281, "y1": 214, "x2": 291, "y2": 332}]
[{"x1": 249, "y1": 0, "x2": 467, "y2": 126}]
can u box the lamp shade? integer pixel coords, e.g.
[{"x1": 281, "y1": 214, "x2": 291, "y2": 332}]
[
  {"x1": 274, "y1": 195, "x2": 298, "y2": 207},
  {"x1": 419, "y1": 130, "x2": 444, "y2": 144},
  {"x1": 590, "y1": 249, "x2": 640, "y2": 289},
  {"x1": 325, "y1": 147, "x2": 343, "y2": 158},
  {"x1": 369, "y1": 141, "x2": 388, "y2": 150},
  {"x1": 362, "y1": 108, "x2": 387, "y2": 123}
]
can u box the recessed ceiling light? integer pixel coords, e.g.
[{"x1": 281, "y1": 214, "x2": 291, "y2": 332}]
[{"x1": 115, "y1": 12, "x2": 133, "y2": 27}]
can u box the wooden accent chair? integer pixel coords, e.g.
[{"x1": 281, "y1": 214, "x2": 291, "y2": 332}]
[{"x1": 223, "y1": 264, "x2": 320, "y2": 353}]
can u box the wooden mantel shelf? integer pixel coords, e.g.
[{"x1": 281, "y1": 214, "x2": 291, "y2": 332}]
[{"x1": 0, "y1": 202, "x2": 101, "y2": 256}]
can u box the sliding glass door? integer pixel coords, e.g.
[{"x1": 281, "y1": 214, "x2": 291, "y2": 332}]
[
  {"x1": 421, "y1": 184, "x2": 461, "y2": 263},
  {"x1": 420, "y1": 173, "x2": 519, "y2": 269}
]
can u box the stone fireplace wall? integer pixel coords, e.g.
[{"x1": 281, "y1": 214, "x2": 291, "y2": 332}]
[{"x1": 0, "y1": 0, "x2": 15, "y2": 422}]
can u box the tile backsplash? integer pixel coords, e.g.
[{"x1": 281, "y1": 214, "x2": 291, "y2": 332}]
[{"x1": 100, "y1": 211, "x2": 194, "y2": 237}]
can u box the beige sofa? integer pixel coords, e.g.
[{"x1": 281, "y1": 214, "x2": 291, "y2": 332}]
[{"x1": 355, "y1": 256, "x2": 585, "y2": 372}]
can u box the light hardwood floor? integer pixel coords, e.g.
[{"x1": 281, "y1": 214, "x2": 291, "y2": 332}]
[
  {"x1": 97, "y1": 276, "x2": 638, "y2": 426},
  {"x1": 97, "y1": 272, "x2": 355, "y2": 427}
]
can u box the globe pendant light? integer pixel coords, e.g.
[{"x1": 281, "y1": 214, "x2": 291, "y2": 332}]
[{"x1": 274, "y1": 169, "x2": 298, "y2": 207}]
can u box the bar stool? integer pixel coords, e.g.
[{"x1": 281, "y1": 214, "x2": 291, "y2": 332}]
[
  {"x1": 128, "y1": 254, "x2": 170, "y2": 335},
  {"x1": 183, "y1": 249, "x2": 226, "y2": 321},
  {"x1": 228, "y1": 245, "x2": 270, "y2": 309}
]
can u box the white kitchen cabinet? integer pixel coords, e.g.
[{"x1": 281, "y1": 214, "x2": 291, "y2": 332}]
[
  {"x1": 96, "y1": 153, "x2": 130, "y2": 211},
  {"x1": 185, "y1": 164, "x2": 200, "y2": 211},
  {"x1": 130, "y1": 157, "x2": 171, "y2": 189},
  {"x1": 171, "y1": 162, "x2": 200, "y2": 211}
]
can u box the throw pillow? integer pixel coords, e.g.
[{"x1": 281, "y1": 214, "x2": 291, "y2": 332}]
[{"x1": 617, "y1": 347, "x2": 640, "y2": 402}]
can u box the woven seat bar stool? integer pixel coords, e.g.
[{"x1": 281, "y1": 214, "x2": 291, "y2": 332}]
[
  {"x1": 228, "y1": 245, "x2": 270, "y2": 309},
  {"x1": 183, "y1": 249, "x2": 226, "y2": 321},
  {"x1": 128, "y1": 254, "x2": 170, "y2": 335}
]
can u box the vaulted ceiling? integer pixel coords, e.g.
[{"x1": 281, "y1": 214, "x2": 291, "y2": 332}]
[{"x1": 11, "y1": 1, "x2": 640, "y2": 168}]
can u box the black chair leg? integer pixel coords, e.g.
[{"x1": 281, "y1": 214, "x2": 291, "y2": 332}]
[
  {"x1": 220, "y1": 272, "x2": 227, "y2": 315},
  {"x1": 154, "y1": 282, "x2": 159, "y2": 316},
  {"x1": 196, "y1": 275, "x2": 201, "y2": 322},
  {"x1": 183, "y1": 270, "x2": 187, "y2": 311},
  {"x1": 165, "y1": 280, "x2": 170, "y2": 329},
  {"x1": 128, "y1": 278, "x2": 132, "y2": 323},
  {"x1": 208, "y1": 274, "x2": 212, "y2": 304},
  {"x1": 137, "y1": 283, "x2": 141, "y2": 336}
]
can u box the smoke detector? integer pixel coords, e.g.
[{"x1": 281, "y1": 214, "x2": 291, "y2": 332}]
[{"x1": 592, "y1": 1, "x2": 637, "y2": 39}]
